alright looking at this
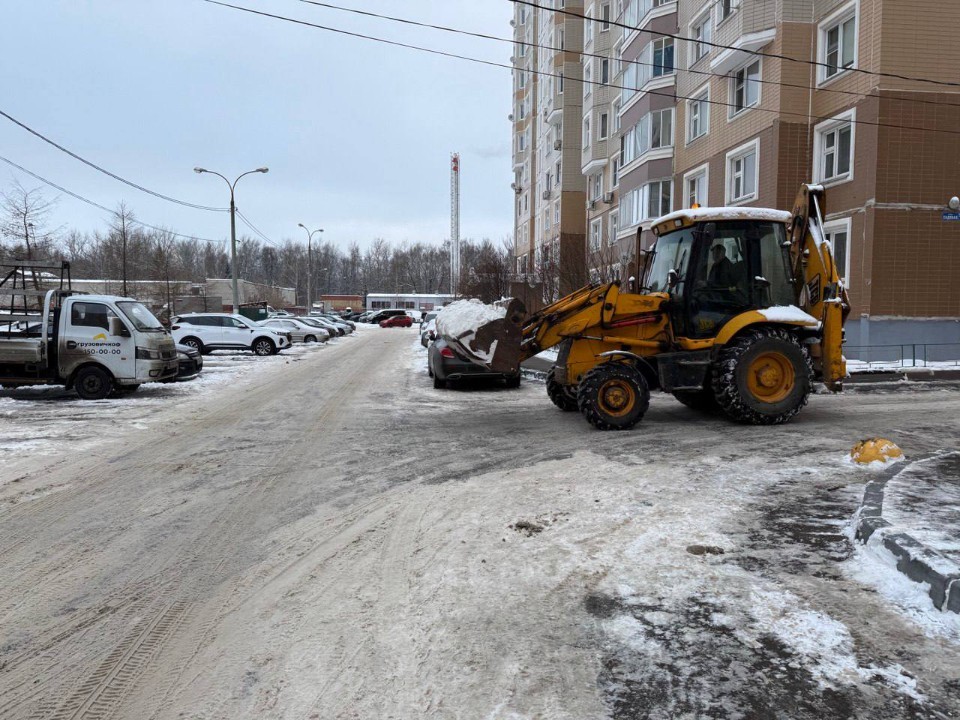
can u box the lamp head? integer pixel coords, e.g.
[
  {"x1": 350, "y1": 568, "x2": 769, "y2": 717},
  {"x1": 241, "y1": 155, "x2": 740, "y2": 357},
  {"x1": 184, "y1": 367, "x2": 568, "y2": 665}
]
[
  {"x1": 256, "y1": 167, "x2": 269, "y2": 174},
  {"x1": 298, "y1": 223, "x2": 306, "y2": 229},
  {"x1": 194, "y1": 167, "x2": 206, "y2": 174}
]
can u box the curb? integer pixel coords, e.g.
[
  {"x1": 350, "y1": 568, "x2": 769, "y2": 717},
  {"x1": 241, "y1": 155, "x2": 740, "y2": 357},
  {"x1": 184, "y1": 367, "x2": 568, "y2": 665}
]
[{"x1": 855, "y1": 457, "x2": 960, "y2": 613}]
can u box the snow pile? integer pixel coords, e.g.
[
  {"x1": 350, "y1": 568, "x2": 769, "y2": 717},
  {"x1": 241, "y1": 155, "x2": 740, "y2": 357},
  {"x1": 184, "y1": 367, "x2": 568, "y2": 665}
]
[
  {"x1": 758, "y1": 305, "x2": 820, "y2": 326},
  {"x1": 434, "y1": 299, "x2": 505, "y2": 340}
]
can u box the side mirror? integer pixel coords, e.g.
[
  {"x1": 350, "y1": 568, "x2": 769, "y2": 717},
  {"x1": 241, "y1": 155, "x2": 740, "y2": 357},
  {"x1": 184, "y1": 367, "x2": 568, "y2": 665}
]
[
  {"x1": 109, "y1": 317, "x2": 130, "y2": 338},
  {"x1": 667, "y1": 269, "x2": 680, "y2": 288}
]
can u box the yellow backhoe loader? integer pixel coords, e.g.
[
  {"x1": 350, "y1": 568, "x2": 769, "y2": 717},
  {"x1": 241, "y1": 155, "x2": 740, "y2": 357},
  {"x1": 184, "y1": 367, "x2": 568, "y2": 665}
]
[{"x1": 455, "y1": 184, "x2": 849, "y2": 430}]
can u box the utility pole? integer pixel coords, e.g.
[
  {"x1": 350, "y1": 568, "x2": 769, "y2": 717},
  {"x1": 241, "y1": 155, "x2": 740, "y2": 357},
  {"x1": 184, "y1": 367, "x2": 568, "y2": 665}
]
[{"x1": 450, "y1": 153, "x2": 460, "y2": 297}]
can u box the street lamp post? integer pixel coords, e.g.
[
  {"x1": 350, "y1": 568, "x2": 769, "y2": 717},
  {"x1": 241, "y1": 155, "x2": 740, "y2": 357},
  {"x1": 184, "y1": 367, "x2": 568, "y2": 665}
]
[
  {"x1": 297, "y1": 224, "x2": 324, "y2": 314},
  {"x1": 194, "y1": 166, "x2": 269, "y2": 313}
]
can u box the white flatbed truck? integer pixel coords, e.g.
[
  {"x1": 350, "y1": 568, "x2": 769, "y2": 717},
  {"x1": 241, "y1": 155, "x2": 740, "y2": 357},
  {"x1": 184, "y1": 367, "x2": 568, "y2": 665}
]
[{"x1": 0, "y1": 260, "x2": 178, "y2": 399}]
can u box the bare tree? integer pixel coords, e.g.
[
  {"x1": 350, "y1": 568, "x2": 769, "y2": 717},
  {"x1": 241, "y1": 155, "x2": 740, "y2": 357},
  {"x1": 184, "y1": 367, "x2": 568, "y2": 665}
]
[
  {"x1": 1, "y1": 181, "x2": 56, "y2": 261},
  {"x1": 109, "y1": 202, "x2": 136, "y2": 296}
]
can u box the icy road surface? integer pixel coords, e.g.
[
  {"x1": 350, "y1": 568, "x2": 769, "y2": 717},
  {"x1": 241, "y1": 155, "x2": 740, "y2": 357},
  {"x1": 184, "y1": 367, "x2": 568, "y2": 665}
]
[{"x1": 1, "y1": 327, "x2": 958, "y2": 719}]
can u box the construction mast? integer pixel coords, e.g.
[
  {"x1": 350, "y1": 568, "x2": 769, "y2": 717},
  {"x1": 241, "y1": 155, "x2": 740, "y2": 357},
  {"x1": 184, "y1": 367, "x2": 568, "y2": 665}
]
[{"x1": 450, "y1": 152, "x2": 460, "y2": 297}]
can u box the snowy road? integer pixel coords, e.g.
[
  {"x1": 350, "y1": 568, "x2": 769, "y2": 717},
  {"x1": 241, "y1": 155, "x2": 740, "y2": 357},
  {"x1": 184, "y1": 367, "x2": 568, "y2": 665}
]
[{"x1": 1, "y1": 327, "x2": 959, "y2": 719}]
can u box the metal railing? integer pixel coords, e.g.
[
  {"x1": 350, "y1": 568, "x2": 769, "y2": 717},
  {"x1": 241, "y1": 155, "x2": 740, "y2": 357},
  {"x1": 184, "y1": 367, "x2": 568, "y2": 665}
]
[{"x1": 844, "y1": 343, "x2": 960, "y2": 369}]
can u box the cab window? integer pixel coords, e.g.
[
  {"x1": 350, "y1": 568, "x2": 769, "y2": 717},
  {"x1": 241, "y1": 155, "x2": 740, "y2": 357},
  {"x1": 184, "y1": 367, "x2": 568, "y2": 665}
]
[{"x1": 70, "y1": 302, "x2": 116, "y2": 330}]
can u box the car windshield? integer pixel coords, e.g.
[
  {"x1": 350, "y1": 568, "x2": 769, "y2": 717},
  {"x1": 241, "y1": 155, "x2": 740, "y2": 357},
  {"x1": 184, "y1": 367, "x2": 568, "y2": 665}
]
[{"x1": 117, "y1": 301, "x2": 165, "y2": 331}]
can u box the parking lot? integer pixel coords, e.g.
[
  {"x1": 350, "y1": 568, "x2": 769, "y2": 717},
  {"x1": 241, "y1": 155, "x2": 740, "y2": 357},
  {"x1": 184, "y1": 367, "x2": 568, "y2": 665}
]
[{"x1": 1, "y1": 326, "x2": 958, "y2": 719}]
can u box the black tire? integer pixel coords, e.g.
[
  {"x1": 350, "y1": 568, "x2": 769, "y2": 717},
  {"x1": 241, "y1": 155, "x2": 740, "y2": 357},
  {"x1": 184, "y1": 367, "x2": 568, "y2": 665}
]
[
  {"x1": 712, "y1": 327, "x2": 813, "y2": 425},
  {"x1": 253, "y1": 337, "x2": 276, "y2": 356},
  {"x1": 433, "y1": 373, "x2": 446, "y2": 389},
  {"x1": 577, "y1": 363, "x2": 650, "y2": 431},
  {"x1": 181, "y1": 337, "x2": 203, "y2": 354},
  {"x1": 304, "y1": 335, "x2": 317, "y2": 344},
  {"x1": 504, "y1": 374, "x2": 521, "y2": 389},
  {"x1": 673, "y1": 386, "x2": 718, "y2": 413},
  {"x1": 75, "y1": 366, "x2": 113, "y2": 400},
  {"x1": 546, "y1": 368, "x2": 578, "y2": 411}
]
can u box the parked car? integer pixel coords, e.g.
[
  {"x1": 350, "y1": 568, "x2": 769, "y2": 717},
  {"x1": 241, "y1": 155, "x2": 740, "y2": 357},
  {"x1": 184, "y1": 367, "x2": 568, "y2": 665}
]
[
  {"x1": 368, "y1": 308, "x2": 406, "y2": 324},
  {"x1": 297, "y1": 316, "x2": 346, "y2": 336},
  {"x1": 315, "y1": 314, "x2": 355, "y2": 332},
  {"x1": 428, "y1": 337, "x2": 521, "y2": 389},
  {"x1": 162, "y1": 343, "x2": 203, "y2": 382},
  {"x1": 380, "y1": 315, "x2": 413, "y2": 328},
  {"x1": 259, "y1": 318, "x2": 330, "y2": 343},
  {"x1": 171, "y1": 313, "x2": 291, "y2": 355},
  {"x1": 420, "y1": 318, "x2": 437, "y2": 347}
]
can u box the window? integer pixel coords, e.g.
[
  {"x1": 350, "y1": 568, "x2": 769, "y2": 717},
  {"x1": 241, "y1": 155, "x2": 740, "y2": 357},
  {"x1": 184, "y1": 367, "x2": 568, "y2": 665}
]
[
  {"x1": 684, "y1": 164, "x2": 709, "y2": 207},
  {"x1": 621, "y1": 108, "x2": 674, "y2": 165},
  {"x1": 554, "y1": 202, "x2": 561, "y2": 225},
  {"x1": 814, "y1": 110, "x2": 855, "y2": 184},
  {"x1": 601, "y1": 59, "x2": 610, "y2": 84},
  {"x1": 584, "y1": 64, "x2": 592, "y2": 98},
  {"x1": 691, "y1": 14, "x2": 712, "y2": 63},
  {"x1": 646, "y1": 179, "x2": 671, "y2": 219},
  {"x1": 823, "y1": 218, "x2": 851, "y2": 284},
  {"x1": 600, "y1": 3, "x2": 611, "y2": 30},
  {"x1": 558, "y1": 72, "x2": 564, "y2": 93},
  {"x1": 612, "y1": 155, "x2": 621, "y2": 187},
  {"x1": 590, "y1": 173, "x2": 604, "y2": 201},
  {"x1": 726, "y1": 139, "x2": 759, "y2": 204},
  {"x1": 687, "y1": 89, "x2": 709, "y2": 141},
  {"x1": 70, "y1": 302, "x2": 116, "y2": 331},
  {"x1": 731, "y1": 60, "x2": 760, "y2": 115},
  {"x1": 610, "y1": 213, "x2": 619, "y2": 242},
  {"x1": 613, "y1": 98, "x2": 622, "y2": 131},
  {"x1": 821, "y1": 8, "x2": 857, "y2": 82},
  {"x1": 583, "y1": 117, "x2": 591, "y2": 147},
  {"x1": 599, "y1": 112, "x2": 609, "y2": 139},
  {"x1": 590, "y1": 218, "x2": 603, "y2": 250},
  {"x1": 652, "y1": 39, "x2": 674, "y2": 77},
  {"x1": 720, "y1": 0, "x2": 739, "y2": 21}
]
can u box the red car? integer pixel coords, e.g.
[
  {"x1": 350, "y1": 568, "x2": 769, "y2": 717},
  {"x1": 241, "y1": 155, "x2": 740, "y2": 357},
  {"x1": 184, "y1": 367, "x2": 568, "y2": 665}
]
[{"x1": 380, "y1": 315, "x2": 413, "y2": 328}]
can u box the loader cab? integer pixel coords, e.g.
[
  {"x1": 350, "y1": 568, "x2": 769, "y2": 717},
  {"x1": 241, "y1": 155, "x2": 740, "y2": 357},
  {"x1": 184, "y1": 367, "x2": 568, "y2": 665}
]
[{"x1": 646, "y1": 213, "x2": 795, "y2": 339}]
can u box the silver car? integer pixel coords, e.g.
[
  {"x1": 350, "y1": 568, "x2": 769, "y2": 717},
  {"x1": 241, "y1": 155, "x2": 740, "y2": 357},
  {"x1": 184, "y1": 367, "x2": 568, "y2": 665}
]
[
  {"x1": 296, "y1": 316, "x2": 347, "y2": 337},
  {"x1": 259, "y1": 318, "x2": 330, "y2": 343}
]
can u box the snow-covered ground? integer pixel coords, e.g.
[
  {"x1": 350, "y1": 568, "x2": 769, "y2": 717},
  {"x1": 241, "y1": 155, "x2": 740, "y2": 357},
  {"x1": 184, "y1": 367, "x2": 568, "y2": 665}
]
[{"x1": 2, "y1": 326, "x2": 959, "y2": 719}]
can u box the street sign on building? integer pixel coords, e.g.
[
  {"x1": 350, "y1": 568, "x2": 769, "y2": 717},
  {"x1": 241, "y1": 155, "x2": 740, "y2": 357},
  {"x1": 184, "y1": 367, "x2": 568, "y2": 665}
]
[{"x1": 942, "y1": 212, "x2": 960, "y2": 221}]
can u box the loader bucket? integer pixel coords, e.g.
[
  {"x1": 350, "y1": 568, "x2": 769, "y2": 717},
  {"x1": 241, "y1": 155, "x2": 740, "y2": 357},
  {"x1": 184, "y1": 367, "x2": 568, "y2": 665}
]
[{"x1": 447, "y1": 298, "x2": 527, "y2": 375}]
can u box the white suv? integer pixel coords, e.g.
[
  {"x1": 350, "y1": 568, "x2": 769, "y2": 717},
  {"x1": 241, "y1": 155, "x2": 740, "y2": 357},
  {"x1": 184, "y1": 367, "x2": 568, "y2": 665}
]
[{"x1": 171, "y1": 313, "x2": 291, "y2": 356}]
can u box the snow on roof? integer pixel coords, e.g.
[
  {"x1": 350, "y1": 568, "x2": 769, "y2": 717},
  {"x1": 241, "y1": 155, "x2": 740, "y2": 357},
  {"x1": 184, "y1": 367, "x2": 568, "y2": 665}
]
[{"x1": 656, "y1": 207, "x2": 793, "y2": 226}]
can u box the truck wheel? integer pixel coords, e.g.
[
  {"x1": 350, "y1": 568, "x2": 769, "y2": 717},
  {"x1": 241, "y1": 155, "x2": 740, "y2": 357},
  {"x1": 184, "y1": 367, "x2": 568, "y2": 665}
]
[
  {"x1": 75, "y1": 366, "x2": 113, "y2": 400},
  {"x1": 577, "y1": 363, "x2": 649, "y2": 431},
  {"x1": 253, "y1": 338, "x2": 276, "y2": 356},
  {"x1": 712, "y1": 327, "x2": 812, "y2": 425},
  {"x1": 546, "y1": 368, "x2": 578, "y2": 411},
  {"x1": 181, "y1": 337, "x2": 204, "y2": 354}
]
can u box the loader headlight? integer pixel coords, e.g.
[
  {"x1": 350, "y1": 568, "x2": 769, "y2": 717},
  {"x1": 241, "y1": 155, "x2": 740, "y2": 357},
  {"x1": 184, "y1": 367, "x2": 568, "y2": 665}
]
[{"x1": 135, "y1": 347, "x2": 161, "y2": 360}]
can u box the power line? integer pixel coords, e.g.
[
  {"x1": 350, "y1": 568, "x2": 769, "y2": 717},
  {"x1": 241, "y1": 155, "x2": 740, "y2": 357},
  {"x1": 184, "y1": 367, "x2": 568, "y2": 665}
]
[
  {"x1": 511, "y1": 0, "x2": 960, "y2": 89},
  {"x1": 297, "y1": 0, "x2": 960, "y2": 112},
  {"x1": 203, "y1": 1, "x2": 960, "y2": 137},
  {"x1": 359, "y1": 3, "x2": 960, "y2": 111},
  {"x1": 0, "y1": 108, "x2": 229, "y2": 213},
  {"x1": 235, "y1": 208, "x2": 277, "y2": 247},
  {"x1": 0, "y1": 153, "x2": 226, "y2": 244}
]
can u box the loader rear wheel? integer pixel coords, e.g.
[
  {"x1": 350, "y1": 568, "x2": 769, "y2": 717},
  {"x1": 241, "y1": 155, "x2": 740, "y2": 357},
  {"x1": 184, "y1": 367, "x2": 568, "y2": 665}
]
[
  {"x1": 546, "y1": 368, "x2": 578, "y2": 412},
  {"x1": 712, "y1": 328, "x2": 812, "y2": 425},
  {"x1": 578, "y1": 363, "x2": 649, "y2": 431}
]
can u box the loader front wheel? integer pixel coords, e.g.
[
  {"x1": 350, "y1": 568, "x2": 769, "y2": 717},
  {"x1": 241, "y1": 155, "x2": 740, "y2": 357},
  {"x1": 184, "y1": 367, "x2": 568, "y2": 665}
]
[
  {"x1": 712, "y1": 328, "x2": 812, "y2": 425},
  {"x1": 546, "y1": 368, "x2": 578, "y2": 412},
  {"x1": 578, "y1": 363, "x2": 649, "y2": 431}
]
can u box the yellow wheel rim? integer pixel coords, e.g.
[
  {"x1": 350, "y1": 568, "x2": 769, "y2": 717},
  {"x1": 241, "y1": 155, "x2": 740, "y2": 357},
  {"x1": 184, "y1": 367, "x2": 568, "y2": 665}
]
[
  {"x1": 746, "y1": 351, "x2": 795, "y2": 403},
  {"x1": 598, "y1": 379, "x2": 636, "y2": 417}
]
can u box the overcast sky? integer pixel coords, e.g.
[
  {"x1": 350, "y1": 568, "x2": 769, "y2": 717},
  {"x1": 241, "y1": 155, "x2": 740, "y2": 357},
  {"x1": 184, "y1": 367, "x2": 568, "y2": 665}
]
[{"x1": 0, "y1": 0, "x2": 514, "y2": 251}]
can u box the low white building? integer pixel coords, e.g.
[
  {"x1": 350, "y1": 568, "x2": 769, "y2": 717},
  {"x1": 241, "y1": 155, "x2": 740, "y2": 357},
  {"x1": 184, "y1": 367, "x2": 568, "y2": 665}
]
[{"x1": 366, "y1": 293, "x2": 455, "y2": 312}]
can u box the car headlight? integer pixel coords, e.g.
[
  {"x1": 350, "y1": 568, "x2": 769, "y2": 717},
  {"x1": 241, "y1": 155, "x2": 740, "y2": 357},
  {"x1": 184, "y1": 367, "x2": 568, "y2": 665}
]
[{"x1": 136, "y1": 347, "x2": 162, "y2": 360}]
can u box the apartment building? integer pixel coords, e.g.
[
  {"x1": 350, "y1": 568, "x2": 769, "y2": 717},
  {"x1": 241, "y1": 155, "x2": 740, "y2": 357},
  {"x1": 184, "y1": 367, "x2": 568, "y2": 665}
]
[
  {"x1": 511, "y1": 0, "x2": 587, "y2": 303},
  {"x1": 673, "y1": 0, "x2": 960, "y2": 346},
  {"x1": 581, "y1": 1, "x2": 623, "y2": 283}
]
